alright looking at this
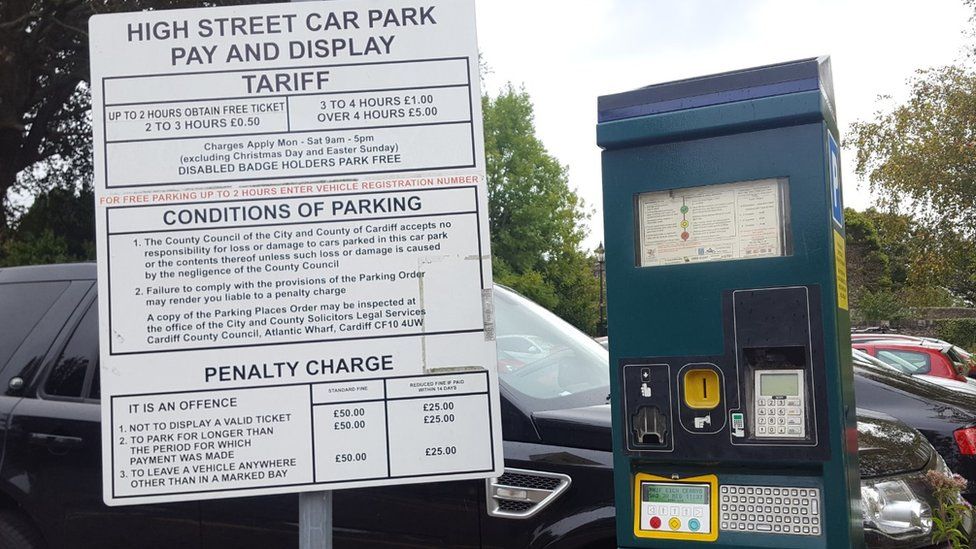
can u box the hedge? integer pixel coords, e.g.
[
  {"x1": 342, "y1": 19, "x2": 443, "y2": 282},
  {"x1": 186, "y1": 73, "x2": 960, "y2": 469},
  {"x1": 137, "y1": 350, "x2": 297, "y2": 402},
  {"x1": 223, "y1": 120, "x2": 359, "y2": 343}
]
[{"x1": 935, "y1": 318, "x2": 976, "y2": 353}]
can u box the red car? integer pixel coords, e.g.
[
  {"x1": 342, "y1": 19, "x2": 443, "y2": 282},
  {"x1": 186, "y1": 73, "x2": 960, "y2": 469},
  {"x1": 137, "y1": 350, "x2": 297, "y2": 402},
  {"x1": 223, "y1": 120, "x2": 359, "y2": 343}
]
[
  {"x1": 852, "y1": 333, "x2": 976, "y2": 376},
  {"x1": 853, "y1": 340, "x2": 970, "y2": 382}
]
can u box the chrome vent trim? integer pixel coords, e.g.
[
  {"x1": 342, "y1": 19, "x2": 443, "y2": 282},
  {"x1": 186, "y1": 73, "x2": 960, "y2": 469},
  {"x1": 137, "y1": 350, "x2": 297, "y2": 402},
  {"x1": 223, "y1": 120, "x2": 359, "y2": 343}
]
[{"x1": 486, "y1": 467, "x2": 571, "y2": 519}]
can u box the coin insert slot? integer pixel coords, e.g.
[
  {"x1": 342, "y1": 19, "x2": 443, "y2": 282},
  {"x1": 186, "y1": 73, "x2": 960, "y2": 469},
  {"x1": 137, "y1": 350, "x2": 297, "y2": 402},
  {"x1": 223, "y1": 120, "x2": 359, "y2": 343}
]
[{"x1": 683, "y1": 369, "x2": 720, "y2": 410}]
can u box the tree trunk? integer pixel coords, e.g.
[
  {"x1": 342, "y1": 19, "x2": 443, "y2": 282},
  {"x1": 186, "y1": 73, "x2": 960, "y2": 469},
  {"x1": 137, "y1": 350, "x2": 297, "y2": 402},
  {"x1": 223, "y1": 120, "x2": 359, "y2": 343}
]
[{"x1": 0, "y1": 126, "x2": 22, "y2": 246}]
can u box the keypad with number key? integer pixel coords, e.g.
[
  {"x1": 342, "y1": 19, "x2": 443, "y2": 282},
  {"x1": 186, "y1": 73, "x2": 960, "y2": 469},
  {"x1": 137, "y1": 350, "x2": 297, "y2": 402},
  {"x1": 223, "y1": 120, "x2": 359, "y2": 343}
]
[
  {"x1": 755, "y1": 397, "x2": 805, "y2": 438},
  {"x1": 719, "y1": 485, "x2": 820, "y2": 536}
]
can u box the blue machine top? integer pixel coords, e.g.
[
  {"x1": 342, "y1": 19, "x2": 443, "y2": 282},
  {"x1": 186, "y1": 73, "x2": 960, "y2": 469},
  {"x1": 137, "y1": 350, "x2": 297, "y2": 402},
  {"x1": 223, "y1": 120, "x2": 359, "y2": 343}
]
[{"x1": 597, "y1": 56, "x2": 834, "y2": 123}]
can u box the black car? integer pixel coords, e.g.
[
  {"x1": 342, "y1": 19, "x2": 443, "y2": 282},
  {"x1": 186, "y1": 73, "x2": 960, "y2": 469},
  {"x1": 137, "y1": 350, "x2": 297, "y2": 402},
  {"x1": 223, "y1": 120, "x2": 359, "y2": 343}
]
[
  {"x1": 0, "y1": 263, "x2": 612, "y2": 549},
  {"x1": 0, "y1": 263, "x2": 965, "y2": 548},
  {"x1": 853, "y1": 349, "x2": 976, "y2": 504}
]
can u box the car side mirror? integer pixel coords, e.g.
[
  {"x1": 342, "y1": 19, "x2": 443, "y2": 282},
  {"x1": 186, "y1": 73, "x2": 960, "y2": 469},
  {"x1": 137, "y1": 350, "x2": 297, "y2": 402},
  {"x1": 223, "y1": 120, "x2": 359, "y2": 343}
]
[{"x1": 7, "y1": 376, "x2": 24, "y2": 394}]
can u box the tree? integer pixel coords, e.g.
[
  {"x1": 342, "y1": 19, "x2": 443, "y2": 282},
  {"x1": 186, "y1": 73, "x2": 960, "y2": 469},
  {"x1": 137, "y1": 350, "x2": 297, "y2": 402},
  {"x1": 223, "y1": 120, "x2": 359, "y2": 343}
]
[
  {"x1": 844, "y1": 208, "x2": 892, "y2": 309},
  {"x1": 0, "y1": 0, "x2": 276, "y2": 244},
  {"x1": 848, "y1": 63, "x2": 976, "y2": 237},
  {"x1": 844, "y1": 206, "x2": 970, "y2": 317},
  {"x1": 483, "y1": 85, "x2": 600, "y2": 332}
]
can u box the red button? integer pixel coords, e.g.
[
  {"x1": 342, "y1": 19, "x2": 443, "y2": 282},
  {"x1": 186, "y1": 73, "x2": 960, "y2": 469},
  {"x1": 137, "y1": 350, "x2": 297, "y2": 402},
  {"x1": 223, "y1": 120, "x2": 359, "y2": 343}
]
[{"x1": 649, "y1": 516, "x2": 662, "y2": 529}]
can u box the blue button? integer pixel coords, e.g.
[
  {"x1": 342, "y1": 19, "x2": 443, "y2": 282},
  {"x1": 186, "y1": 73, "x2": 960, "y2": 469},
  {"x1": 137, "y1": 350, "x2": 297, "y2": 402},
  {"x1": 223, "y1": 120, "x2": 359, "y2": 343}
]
[{"x1": 689, "y1": 518, "x2": 701, "y2": 532}]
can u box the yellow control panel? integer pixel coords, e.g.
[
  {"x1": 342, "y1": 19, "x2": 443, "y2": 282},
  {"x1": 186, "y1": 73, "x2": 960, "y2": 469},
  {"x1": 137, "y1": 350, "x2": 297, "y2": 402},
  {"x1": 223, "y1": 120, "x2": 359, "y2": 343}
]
[{"x1": 633, "y1": 473, "x2": 719, "y2": 542}]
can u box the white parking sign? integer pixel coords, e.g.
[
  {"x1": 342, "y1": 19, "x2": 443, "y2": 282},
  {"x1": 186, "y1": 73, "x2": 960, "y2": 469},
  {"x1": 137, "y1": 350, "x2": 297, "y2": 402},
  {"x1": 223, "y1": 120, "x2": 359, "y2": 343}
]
[{"x1": 90, "y1": 0, "x2": 502, "y2": 506}]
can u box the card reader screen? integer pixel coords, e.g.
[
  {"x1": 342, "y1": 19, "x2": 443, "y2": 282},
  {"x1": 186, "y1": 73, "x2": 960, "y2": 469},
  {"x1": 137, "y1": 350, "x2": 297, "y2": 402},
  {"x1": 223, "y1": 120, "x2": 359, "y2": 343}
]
[
  {"x1": 642, "y1": 483, "x2": 709, "y2": 505},
  {"x1": 760, "y1": 373, "x2": 799, "y2": 396}
]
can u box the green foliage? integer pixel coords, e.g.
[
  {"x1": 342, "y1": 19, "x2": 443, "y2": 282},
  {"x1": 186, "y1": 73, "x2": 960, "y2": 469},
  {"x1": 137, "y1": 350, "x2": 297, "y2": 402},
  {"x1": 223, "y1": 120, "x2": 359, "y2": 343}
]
[
  {"x1": 845, "y1": 206, "x2": 975, "y2": 311},
  {"x1": 927, "y1": 469, "x2": 971, "y2": 549},
  {"x1": 0, "y1": 229, "x2": 75, "y2": 266},
  {"x1": 935, "y1": 232, "x2": 976, "y2": 306},
  {"x1": 0, "y1": 0, "x2": 282, "y2": 240},
  {"x1": 849, "y1": 64, "x2": 976, "y2": 237},
  {"x1": 0, "y1": 185, "x2": 94, "y2": 266},
  {"x1": 483, "y1": 84, "x2": 599, "y2": 333},
  {"x1": 844, "y1": 208, "x2": 891, "y2": 308},
  {"x1": 901, "y1": 286, "x2": 961, "y2": 308},
  {"x1": 861, "y1": 209, "x2": 913, "y2": 288},
  {"x1": 846, "y1": 15, "x2": 976, "y2": 308},
  {"x1": 936, "y1": 319, "x2": 976, "y2": 353},
  {"x1": 856, "y1": 289, "x2": 908, "y2": 325}
]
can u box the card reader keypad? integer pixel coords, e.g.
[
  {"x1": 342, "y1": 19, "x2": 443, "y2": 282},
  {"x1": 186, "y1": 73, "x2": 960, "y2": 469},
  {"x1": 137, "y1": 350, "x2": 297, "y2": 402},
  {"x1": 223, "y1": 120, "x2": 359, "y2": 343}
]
[
  {"x1": 720, "y1": 485, "x2": 820, "y2": 536},
  {"x1": 755, "y1": 397, "x2": 805, "y2": 437}
]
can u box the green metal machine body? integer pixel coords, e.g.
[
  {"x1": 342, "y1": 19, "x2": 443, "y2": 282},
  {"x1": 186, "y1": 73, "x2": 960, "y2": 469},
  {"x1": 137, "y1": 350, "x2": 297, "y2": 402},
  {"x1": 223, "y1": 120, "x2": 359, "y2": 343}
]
[{"x1": 597, "y1": 57, "x2": 861, "y2": 548}]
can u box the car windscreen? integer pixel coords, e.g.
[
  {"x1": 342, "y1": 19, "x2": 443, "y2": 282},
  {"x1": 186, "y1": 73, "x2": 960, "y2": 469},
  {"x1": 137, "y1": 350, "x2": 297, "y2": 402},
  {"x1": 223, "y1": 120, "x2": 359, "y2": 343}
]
[
  {"x1": 875, "y1": 349, "x2": 931, "y2": 375},
  {"x1": 945, "y1": 346, "x2": 971, "y2": 367},
  {"x1": 493, "y1": 287, "x2": 609, "y2": 410},
  {"x1": 852, "y1": 349, "x2": 912, "y2": 374}
]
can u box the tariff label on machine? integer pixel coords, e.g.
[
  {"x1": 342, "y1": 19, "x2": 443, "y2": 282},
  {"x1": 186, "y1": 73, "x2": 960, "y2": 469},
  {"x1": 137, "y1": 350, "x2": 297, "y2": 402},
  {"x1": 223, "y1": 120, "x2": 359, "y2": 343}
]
[
  {"x1": 636, "y1": 178, "x2": 790, "y2": 267},
  {"x1": 90, "y1": 0, "x2": 502, "y2": 506}
]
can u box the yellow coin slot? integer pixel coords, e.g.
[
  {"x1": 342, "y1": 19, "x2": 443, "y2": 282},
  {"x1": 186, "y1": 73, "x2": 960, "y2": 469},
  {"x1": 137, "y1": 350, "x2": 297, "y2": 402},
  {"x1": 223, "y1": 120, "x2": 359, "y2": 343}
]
[{"x1": 684, "y1": 369, "x2": 720, "y2": 409}]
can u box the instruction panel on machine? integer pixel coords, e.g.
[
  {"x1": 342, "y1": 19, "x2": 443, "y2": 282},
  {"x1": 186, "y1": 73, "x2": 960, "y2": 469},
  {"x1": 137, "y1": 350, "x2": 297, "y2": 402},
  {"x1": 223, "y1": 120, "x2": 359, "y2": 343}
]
[
  {"x1": 637, "y1": 178, "x2": 789, "y2": 267},
  {"x1": 90, "y1": 0, "x2": 502, "y2": 506}
]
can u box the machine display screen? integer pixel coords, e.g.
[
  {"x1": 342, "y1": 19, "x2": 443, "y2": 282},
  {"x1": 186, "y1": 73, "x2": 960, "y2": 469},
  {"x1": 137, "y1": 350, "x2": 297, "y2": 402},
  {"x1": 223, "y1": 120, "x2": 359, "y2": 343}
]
[
  {"x1": 760, "y1": 373, "x2": 799, "y2": 396},
  {"x1": 641, "y1": 482, "x2": 709, "y2": 505}
]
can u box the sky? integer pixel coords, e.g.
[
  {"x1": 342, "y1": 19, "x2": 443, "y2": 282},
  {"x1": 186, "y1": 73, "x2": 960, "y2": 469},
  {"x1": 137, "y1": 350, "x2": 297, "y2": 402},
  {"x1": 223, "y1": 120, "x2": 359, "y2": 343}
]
[{"x1": 475, "y1": 0, "x2": 973, "y2": 250}]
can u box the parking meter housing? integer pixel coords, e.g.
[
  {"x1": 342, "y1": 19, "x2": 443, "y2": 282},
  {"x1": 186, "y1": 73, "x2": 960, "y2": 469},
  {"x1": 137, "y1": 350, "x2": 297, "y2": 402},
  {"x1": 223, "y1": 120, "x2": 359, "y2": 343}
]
[{"x1": 598, "y1": 57, "x2": 861, "y2": 548}]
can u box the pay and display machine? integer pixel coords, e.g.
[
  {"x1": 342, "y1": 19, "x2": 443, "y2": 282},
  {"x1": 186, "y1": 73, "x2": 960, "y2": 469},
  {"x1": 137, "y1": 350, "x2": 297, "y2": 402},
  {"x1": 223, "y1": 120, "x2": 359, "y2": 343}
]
[{"x1": 598, "y1": 58, "x2": 861, "y2": 548}]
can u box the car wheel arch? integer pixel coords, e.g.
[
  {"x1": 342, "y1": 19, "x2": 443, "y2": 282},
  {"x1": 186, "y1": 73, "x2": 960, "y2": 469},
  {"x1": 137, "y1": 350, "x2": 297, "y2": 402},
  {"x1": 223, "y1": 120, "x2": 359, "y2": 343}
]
[{"x1": 534, "y1": 504, "x2": 616, "y2": 549}]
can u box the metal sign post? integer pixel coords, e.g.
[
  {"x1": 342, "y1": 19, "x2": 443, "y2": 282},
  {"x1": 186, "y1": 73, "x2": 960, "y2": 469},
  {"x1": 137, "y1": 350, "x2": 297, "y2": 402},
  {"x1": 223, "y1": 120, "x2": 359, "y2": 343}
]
[
  {"x1": 295, "y1": 2, "x2": 331, "y2": 547},
  {"x1": 300, "y1": 491, "x2": 332, "y2": 548}
]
